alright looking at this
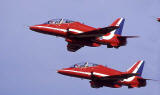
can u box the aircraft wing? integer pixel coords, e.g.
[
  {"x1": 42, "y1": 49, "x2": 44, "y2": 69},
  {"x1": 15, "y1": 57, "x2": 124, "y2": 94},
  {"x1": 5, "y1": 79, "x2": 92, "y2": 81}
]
[
  {"x1": 68, "y1": 26, "x2": 119, "y2": 38},
  {"x1": 91, "y1": 72, "x2": 139, "y2": 82},
  {"x1": 100, "y1": 73, "x2": 139, "y2": 81},
  {"x1": 67, "y1": 43, "x2": 83, "y2": 52}
]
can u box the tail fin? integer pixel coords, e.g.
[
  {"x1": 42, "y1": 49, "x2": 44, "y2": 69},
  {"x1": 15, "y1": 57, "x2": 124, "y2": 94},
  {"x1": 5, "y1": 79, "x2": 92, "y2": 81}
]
[
  {"x1": 126, "y1": 60, "x2": 145, "y2": 77},
  {"x1": 110, "y1": 18, "x2": 125, "y2": 35}
]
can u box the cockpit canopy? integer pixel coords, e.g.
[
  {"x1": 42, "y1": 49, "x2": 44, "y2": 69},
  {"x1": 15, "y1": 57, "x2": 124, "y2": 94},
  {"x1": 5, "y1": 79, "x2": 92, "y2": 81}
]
[
  {"x1": 70, "y1": 62, "x2": 98, "y2": 68},
  {"x1": 44, "y1": 19, "x2": 75, "y2": 24}
]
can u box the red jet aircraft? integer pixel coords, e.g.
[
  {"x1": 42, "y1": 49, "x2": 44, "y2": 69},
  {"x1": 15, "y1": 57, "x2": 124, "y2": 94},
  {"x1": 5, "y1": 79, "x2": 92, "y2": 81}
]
[
  {"x1": 57, "y1": 60, "x2": 150, "y2": 88},
  {"x1": 30, "y1": 18, "x2": 137, "y2": 52}
]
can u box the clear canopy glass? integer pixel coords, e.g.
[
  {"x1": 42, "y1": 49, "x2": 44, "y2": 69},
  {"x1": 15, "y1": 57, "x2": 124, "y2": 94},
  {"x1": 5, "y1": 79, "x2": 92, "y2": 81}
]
[
  {"x1": 44, "y1": 19, "x2": 75, "y2": 24},
  {"x1": 70, "y1": 62, "x2": 98, "y2": 68}
]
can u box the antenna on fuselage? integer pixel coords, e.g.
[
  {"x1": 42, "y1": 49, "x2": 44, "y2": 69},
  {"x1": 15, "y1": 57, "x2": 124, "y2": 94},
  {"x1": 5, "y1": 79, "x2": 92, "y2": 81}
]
[
  {"x1": 84, "y1": 62, "x2": 88, "y2": 67},
  {"x1": 59, "y1": 18, "x2": 64, "y2": 24}
]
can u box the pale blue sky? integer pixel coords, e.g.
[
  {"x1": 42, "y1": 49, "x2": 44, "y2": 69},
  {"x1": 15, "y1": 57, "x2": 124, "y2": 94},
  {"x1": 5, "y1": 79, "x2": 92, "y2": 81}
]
[{"x1": 1, "y1": 0, "x2": 160, "y2": 95}]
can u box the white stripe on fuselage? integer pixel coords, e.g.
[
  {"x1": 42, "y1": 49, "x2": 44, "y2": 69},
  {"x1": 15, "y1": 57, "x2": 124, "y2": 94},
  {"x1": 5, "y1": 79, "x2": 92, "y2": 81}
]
[
  {"x1": 62, "y1": 69, "x2": 108, "y2": 77},
  {"x1": 69, "y1": 29, "x2": 83, "y2": 33},
  {"x1": 34, "y1": 26, "x2": 83, "y2": 33},
  {"x1": 122, "y1": 76, "x2": 136, "y2": 82},
  {"x1": 35, "y1": 26, "x2": 67, "y2": 32},
  {"x1": 100, "y1": 30, "x2": 116, "y2": 40}
]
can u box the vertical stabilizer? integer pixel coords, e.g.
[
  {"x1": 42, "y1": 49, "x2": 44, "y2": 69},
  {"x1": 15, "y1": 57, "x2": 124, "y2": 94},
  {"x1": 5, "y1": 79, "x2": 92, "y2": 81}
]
[
  {"x1": 126, "y1": 60, "x2": 145, "y2": 76},
  {"x1": 110, "y1": 18, "x2": 125, "y2": 35}
]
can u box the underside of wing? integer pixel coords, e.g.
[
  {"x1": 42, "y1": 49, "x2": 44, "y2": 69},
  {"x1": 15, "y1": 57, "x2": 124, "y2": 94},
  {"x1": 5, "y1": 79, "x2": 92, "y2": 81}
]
[
  {"x1": 91, "y1": 72, "x2": 139, "y2": 82},
  {"x1": 100, "y1": 73, "x2": 139, "y2": 81},
  {"x1": 67, "y1": 43, "x2": 83, "y2": 52},
  {"x1": 68, "y1": 26, "x2": 119, "y2": 38}
]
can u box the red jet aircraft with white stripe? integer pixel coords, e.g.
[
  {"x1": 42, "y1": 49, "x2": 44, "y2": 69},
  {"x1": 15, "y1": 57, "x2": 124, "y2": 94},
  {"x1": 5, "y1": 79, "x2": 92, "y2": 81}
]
[
  {"x1": 30, "y1": 18, "x2": 137, "y2": 52},
  {"x1": 57, "y1": 60, "x2": 150, "y2": 88}
]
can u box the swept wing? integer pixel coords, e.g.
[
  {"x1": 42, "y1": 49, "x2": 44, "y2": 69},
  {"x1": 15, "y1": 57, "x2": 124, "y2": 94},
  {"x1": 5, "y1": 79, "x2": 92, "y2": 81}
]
[{"x1": 68, "y1": 26, "x2": 119, "y2": 38}]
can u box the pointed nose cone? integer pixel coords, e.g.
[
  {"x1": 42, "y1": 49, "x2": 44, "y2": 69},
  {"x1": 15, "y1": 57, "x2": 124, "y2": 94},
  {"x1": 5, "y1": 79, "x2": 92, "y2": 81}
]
[
  {"x1": 57, "y1": 69, "x2": 70, "y2": 75},
  {"x1": 57, "y1": 69, "x2": 65, "y2": 74},
  {"x1": 29, "y1": 26, "x2": 33, "y2": 30},
  {"x1": 29, "y1": 25, "x2": 38, "y2": 31},
  {"x1": 57, "y1": 70, "x2": 62, "y2": 73},
  {"x1": 29, "y1": 24, "x2": 49, "y2": 33}
]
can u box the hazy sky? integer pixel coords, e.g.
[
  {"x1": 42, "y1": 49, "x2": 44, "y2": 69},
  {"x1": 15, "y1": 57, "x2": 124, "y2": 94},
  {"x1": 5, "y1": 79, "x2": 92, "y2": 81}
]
[{"x1": 1, "y1": 0, "x2": 160, "y2": 95}]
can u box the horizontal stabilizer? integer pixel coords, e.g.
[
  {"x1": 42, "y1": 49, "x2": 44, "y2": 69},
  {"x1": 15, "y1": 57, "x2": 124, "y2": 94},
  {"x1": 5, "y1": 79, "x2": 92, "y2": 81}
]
[
  {"x1": 120, "y1": 36, "x2": 139, "y2": 38},
  {"x1": 142, "y1": 78, "x2": 159, "y2": 81}
]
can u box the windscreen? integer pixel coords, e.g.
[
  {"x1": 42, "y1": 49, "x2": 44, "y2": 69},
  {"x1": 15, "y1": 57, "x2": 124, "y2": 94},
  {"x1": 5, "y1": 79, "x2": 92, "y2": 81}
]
[
  {"x1": 70, "y1": 62, "x2": 98, "y2": 68},
  {"x1": 44, "y1": 19, "x2": 75, "y2": 24}
]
